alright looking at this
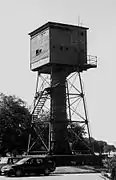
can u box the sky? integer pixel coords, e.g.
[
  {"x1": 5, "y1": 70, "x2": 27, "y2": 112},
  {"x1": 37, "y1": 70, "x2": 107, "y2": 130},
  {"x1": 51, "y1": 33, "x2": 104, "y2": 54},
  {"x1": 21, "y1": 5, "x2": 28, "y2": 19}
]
[{"x1": 0, "y1": 0, "x2": 116, "y2": 145}]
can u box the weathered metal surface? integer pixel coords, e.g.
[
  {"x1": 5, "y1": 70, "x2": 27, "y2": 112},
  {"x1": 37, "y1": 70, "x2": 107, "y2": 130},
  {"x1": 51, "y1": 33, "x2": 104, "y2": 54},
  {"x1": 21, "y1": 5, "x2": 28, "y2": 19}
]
[
  {"x1": 29, "y1": 22, "x2": 87, "y2": 72},
  {"x1": 51, "y1": 65, "x2": 71, "y2": 154}
]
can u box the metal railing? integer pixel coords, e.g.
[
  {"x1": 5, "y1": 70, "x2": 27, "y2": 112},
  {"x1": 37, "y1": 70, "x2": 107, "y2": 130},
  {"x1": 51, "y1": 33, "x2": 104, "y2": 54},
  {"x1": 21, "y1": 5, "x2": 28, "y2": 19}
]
[{"x1": 87, "y1": 55, "x2": 97, "y2": 66}]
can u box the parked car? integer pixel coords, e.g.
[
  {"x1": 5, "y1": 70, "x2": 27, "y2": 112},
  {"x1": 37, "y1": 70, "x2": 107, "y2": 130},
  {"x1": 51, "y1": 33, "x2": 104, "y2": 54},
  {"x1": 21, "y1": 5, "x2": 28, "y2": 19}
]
[
  {"x1": 1, "y1": 155, "x2": 56, "y2": 176},
  {"x1": 0, "y1": 157, "x2": 21, "y2": 175}
]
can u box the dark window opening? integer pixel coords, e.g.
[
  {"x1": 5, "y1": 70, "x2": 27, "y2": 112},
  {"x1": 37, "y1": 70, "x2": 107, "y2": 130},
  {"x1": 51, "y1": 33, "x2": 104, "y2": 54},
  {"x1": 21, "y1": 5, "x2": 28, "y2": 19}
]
[
  {"x1": 66, "y1": 47, "x2": 68, "y2": 50},
  {"x1": 36, "y1": 49, "x2": 42, "y2": 56},
  {"x1": 60, "y1": 46, "x2": 63, "y2": 51},
  {"x1": 81, "y1": 32, "x2": 84, "y2": 36}
]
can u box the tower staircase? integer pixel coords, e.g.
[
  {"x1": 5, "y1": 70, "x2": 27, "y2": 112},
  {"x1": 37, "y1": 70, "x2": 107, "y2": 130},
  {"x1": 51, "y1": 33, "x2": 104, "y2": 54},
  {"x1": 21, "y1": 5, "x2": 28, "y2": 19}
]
[
  {"x1": 27, "y1": 88, "x2": 50, "y2": 153},
  {"x1": 32, "y1": 88, "x2": 50, "y2": 123}
]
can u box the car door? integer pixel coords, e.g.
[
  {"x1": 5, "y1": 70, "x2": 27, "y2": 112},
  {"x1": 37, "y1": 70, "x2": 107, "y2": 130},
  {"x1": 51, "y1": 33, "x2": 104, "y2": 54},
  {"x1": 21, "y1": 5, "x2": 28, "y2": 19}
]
[
  {"x1": 36, "y1": 158, "x2": 44, "y2": 172},
  {"x1": 25, "y1": 158, "x2": 39, "y2": 174},
  {"x1": 22, "y1": 159, "x2": 34, "y2": 174},
  {"x1": 30, "y1": 158, "x2": 39, "y2": 174}
]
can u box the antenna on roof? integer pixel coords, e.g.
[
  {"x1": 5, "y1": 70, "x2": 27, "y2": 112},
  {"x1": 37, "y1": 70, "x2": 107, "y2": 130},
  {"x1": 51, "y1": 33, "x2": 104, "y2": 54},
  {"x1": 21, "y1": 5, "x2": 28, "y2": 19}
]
[
  {"x1": 78, "y1": 16, "x2": 83, "y2": 27},
  {"x1": 80, "y1": 20, "x2": 83, "y2": 27},
  {"x1": 78, "y1": 16, "x2": 80, "y2": 26}
]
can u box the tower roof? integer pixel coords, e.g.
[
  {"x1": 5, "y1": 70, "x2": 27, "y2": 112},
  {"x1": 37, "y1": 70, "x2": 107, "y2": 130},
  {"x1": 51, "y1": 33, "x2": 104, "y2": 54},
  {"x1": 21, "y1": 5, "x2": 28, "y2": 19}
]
[{"x1": 29, "y1": 21, "x2": 89, "y2": 37}]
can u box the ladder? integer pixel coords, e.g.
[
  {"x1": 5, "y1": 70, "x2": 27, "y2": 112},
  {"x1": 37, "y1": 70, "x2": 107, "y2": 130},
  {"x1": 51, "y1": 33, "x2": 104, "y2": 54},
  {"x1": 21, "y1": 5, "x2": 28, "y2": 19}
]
[
  {"x1": 32, "y1": 88, "x2": 49, "y2": 123},
  {"x1": 27, "y1": 88, "x2": 50, "y2": 153}
]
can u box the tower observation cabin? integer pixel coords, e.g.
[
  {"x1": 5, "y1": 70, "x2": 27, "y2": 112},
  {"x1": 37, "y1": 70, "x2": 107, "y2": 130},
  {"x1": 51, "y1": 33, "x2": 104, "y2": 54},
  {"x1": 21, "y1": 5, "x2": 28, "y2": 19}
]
[{"x1": 29, "y1": 22, "x2": 97, "y2": 73}]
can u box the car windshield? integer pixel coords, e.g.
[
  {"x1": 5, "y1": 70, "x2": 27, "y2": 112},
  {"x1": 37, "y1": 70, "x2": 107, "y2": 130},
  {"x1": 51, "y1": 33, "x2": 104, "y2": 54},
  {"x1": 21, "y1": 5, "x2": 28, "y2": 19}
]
[
  {"x1": 15, "y1": 157, "x2": 30, "y2": 165},
  {"x1": 0, "y1": 157, "x2": 8, "y2": 164}
]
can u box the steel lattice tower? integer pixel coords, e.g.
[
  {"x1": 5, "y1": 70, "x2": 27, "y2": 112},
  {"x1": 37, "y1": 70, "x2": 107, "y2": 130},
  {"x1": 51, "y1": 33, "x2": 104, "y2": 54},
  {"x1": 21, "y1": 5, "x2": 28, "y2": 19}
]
[{"x1": 27, "y1": 22, "x2": 97, "y2": 155}]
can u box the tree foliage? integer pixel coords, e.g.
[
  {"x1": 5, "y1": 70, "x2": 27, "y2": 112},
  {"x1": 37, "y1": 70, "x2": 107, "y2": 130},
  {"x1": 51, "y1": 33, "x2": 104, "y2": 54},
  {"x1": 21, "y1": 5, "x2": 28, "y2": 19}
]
[
  {"x1": 0, "y1": 93, "x2": 31, "y2": 155},
  {"x1": 89, "y1": 138, "x2": 116, "y2": 155},
  {"x1": 104, "y1": 144, "x2": 116, "y2": 155}
]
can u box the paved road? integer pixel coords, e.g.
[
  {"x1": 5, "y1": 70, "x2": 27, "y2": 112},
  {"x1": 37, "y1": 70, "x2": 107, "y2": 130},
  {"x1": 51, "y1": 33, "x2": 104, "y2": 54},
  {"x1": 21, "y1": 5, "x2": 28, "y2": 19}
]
[{"x1": 0, "y1": 173, "x2": 109, "y2": 180}]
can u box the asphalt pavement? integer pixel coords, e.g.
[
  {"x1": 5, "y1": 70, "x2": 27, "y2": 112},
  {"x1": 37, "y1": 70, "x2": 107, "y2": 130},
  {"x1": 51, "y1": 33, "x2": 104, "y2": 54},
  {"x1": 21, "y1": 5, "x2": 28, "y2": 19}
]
[{"x1": 0, "y1": 173, "x2": 110, "y2": 180}]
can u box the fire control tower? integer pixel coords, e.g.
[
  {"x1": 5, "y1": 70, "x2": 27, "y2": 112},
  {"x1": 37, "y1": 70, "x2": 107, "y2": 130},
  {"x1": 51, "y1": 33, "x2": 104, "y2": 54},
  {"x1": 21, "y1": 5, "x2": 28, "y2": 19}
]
[{"x1": 27, "y1": 22, "x2": 97, "y2": 155}]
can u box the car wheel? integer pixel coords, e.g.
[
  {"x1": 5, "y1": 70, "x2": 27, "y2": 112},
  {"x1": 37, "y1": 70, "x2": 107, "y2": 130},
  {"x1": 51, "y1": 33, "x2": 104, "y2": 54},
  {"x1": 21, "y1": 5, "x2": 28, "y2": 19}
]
[
  {"x1": 15, "y1": 169, "x2": 23, "y2": 177},
  {"x1": 7, "y1": 171, "x2": 12, "y2": 177},
  {"x1": 51, "y1": 161, "x2": 56, "y2": 172},
  {"x1": 44, "y1": 168, "x2": 50, "y2": 176}
]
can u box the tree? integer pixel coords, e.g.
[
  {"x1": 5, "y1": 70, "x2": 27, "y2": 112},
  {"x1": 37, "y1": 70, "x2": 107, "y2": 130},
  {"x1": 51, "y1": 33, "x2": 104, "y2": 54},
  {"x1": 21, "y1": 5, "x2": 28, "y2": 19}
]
[
  {"x1": 0, "y1": 93, "x2": 31, "y2": 155},
  {"x1": 89, "y1": 138, "x2": 108, "y2": 155},
  {"x1": 67, "y1": 123, "x2": 86, "y2": 142},
  {"x1": 104, "y1": 144, "x2": 116, "y2": 155},
  {"x1": 67, "y1": 123, "x2": 89, "y2": 153},
  {"x1": 96, "y1": 140, "x2": 107, "y2": 154}
]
